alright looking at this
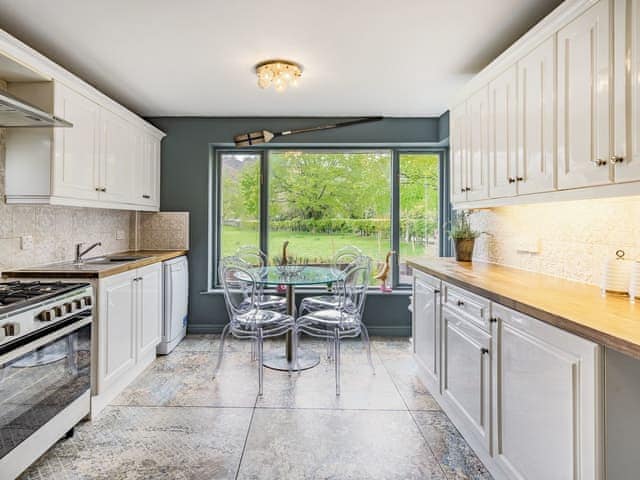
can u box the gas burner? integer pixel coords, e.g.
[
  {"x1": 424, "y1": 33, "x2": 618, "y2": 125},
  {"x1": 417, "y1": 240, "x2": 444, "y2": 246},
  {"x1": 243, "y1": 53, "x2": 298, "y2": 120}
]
[{"x1": 0, "y1": 281, "x2": 89, "y2": 314}]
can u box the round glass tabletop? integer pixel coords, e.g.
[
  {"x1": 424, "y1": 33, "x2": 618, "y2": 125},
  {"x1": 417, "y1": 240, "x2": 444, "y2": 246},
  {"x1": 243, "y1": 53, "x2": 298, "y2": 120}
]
[{"x1": 248, "y1": 266, "x2": 342, "y2": 286}]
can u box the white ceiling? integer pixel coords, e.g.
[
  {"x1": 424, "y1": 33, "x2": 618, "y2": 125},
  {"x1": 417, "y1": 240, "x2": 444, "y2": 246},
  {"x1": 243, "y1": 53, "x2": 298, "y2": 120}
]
[{"x1": 0, "y1": 0, "x2": 562, "y2": 117}]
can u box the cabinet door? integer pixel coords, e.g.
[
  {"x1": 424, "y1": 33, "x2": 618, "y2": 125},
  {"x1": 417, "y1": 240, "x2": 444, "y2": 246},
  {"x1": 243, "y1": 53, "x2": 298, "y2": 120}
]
[
  {"x1": 450, "y1": 103, "x2": 468, "y2": 203},
  {"x1": 137, "y1": 263, "x2": 162, "y2": 360},
  {"x1": 621, "y1": 0, "x2": 640, "y2": 182},
  {"x1": 413, "y1": 272, "x2": 441, "y2": 394},
  {"x1": 99, "y1": 109, "x2": 135, "y2": 203},
  {"x1": 52, "y1": 83, "x2": 100, "y2": 200},
  {"x1": 467, "y1": 87, "x2": 490, "y2": 201},
  {"x1": 134, "y1": 134, "x2": 159, "y2": 207},
  {"x1": 557, "y1": 0, "x2": 612, "y2": 189},
  {"x1": 442, "y1": 305, "x2": 491, "y2": 452},
  {"x1": 489, "y1": 66, "x2": 518, "y2": 198},
  {"x1": 517, "y1": 36, "x2": 556, "y2": 194},
  {"x1": 491, "y1": 303, "x2": 601, "y2": 480},
  {"x1": 98, "y1": 270, "x2": 136, "y2": 392}
]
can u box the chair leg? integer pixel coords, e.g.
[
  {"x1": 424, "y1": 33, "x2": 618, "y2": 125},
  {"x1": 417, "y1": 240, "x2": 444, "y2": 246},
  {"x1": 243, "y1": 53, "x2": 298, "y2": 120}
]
[
  {"x1": 257, "y1": 328, "x2": 264, "y2": 396},
  {"x1": 326, "y1": 337, "x2": 333, "y2": 360},
  {"x1": 334, "y1": 328, "x2": 341, "y2": 396},
  {"x1": 250, "y1": 339, "x2": 256, "y2": 361},
  {"x1": 213, "y1": 323, "x2": 231, "y2": 378},
  {"x1": 360, "y1": 322, "x2": 375, "y2": 375}
]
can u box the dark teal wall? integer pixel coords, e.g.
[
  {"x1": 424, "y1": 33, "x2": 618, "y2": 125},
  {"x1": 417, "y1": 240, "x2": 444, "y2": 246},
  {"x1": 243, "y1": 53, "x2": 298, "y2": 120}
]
[{"x1": 148, "y1": 116, "x2": 448, "y2": 336}]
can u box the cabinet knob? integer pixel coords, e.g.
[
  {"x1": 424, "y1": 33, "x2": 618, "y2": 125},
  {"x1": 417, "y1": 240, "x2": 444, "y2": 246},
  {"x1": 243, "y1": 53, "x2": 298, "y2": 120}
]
[
  {"x1": 95, "y1": 187, "x2": 100, "y2": 192},
  {"x1": 460, "y1": 188, "x2": 466, "y2": 193},
  {"x1": 591, "y1": 158, "x2": 607, "y2": 167},
  {"x1": 101, "y1": 187, "x2": 107, "y2": 192},
  {"x1": 433, "y1": 289, "x2": 441, "y2": 294},
  {"x1": 489, "y1": 317, "x2": 498, "y2": 323},
  {"x1": 610, "y1": 156, "x2": 624, "y2": 164},
  {"x1": 456, "y1": 300, "x2": 464, "y2": 306},
  {"x1": 508, "y1": 177, "x2": 516, "y2": 184},
  {"x1": 481, "y1": 348, "x2": 489, "y2": 355},
  {"x1": 516, "y1": 176, "x2": 524, "y2": 182}
]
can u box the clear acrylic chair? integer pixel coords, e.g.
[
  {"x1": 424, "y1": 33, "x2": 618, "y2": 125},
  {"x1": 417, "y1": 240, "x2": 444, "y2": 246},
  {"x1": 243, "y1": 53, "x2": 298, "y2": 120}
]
[
  {"x1": 299, "y1": 246, "x2": 364, "y2": 359},
  {"x1": 214, "y1": 259, "x2": 296, "y2": 395},
  {"x1": 296, "y1": 258, "x2": 375, "y2": 395},
  {"x1": 235, "y1": 246, "x2": 287, "y2": 313}
]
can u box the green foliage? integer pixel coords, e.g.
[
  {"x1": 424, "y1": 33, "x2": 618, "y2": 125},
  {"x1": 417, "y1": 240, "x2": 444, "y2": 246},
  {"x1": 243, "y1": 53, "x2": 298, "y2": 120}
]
[{"x1": 448, "y1": 210, "x2": 479, "y2": 240}]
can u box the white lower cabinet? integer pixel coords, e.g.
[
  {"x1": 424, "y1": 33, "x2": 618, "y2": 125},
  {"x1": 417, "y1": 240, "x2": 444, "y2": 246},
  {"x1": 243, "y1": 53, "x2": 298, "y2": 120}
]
[
  {"x1": 442, "y1": 303, "x2": 492, "y2": 453},
  {"x1": 491, "y1": 303, "x2": 601, "y2": 480},
  {"x1": 95, "y1": 263, "x2": 163, "y2": 414},
  {"x1": 412, "y1": 272, "x2": 602, "y2": 480},
  {"x1": 412, "y1": 271, "x2": 441, "y2": 394}
]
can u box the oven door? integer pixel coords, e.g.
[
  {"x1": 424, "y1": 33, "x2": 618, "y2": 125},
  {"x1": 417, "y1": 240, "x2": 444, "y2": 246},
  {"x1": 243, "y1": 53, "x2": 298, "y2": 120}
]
[{"x1": 0, "y1": 313, "x2": 91, "y2": 462}]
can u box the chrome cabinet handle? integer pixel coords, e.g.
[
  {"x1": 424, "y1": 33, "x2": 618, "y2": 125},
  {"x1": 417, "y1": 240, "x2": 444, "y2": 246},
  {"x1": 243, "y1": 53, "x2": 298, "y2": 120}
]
[
  {"x1": 142, "y1": 194, "x2": 151, "y2": 199},
  {"x1": 610, "y1": 156, "x2": 624, "y2": 164},
  {"x1": 591, "y1": 158, "x2": 607, "y2": 167}
]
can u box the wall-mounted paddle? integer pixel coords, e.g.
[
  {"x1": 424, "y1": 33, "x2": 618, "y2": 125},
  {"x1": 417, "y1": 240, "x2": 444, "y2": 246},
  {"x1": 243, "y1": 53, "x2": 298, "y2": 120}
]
[{"x1": 233, "y1": 116, "x2": 383, "y2": 147}]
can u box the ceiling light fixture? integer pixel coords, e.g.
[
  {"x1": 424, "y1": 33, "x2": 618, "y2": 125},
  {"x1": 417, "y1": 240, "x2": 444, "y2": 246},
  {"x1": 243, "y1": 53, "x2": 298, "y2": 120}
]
[{"x1": 255, "y1": 60, "x2": 303, "y2": 92}]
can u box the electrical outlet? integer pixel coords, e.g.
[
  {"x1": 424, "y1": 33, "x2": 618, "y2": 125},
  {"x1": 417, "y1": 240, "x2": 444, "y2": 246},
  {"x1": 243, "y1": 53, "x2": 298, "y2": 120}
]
[
  {"x1": 21, "y1": 235, "x2": 33, "y2": 250},
  {"x1": 116, "y1": 230, "x2": 125, "y2": 241},
  {"x1": 516, "y1": 237, "x2": 540, "y2": 254}
]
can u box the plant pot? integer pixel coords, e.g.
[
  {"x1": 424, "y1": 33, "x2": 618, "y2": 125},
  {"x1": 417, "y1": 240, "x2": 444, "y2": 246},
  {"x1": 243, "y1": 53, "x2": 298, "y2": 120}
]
[{"x1": 453, "y1": 238, "x2": 475, "y2": 262}]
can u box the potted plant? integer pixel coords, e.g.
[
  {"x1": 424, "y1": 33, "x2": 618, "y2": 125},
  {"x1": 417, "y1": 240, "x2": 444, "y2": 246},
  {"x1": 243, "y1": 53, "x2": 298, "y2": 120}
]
[{"x1": 448, "y1": 211, "x2": 480, "y2": 262}]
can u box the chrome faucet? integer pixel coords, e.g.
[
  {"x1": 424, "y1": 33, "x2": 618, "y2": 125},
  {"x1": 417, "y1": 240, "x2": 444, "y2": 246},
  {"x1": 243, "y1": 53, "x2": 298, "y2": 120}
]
[{"x1": 74, "y1": 242, "x2": 102, "y2": 264}]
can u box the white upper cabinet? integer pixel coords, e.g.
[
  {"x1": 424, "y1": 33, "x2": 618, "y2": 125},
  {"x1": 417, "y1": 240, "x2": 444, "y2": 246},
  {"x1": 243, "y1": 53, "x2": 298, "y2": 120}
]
[
  {"x1": 100, "y1": 108, "x2": 136, "y2": 203},
  {"x1": 557, "y1": 0, "x2": 612, "y2": 190},
  {"x1": 134, "y1": 133, "x2": 161, "y2": 208},
  {"x1": 489, "y1": 65, "x2": 518, "y2": 198},
  {"x1": 450, "y1": 0, "x2": 640, "y2": 207},
  {"x1": 619, "y1": 0, "x2": 640, "y2": 183},
  {"x1": 52, "y1": 83, "x2": 101, "y2": 201},
  {"x1": 450, "y1": 103, "x2": 468, "y2": 203},
  {"x1": 466, "y1": 87, "x2": 490, "y2": 201},
  {"x1": 517, "y1": 36, "x2": 556, "y2": 195},
  {"x1": 0, "y1": 30, "x2": 164, "y2": 211}
]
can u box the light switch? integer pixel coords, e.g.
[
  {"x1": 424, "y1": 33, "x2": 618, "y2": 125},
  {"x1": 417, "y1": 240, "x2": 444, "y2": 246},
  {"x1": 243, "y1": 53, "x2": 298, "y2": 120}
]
[
  {"x1": 21, "y1": 235, "x2": 33, "y2": 250},
  {"x1": 116, "y1": 230, "x2": 125, "y2": 240}
]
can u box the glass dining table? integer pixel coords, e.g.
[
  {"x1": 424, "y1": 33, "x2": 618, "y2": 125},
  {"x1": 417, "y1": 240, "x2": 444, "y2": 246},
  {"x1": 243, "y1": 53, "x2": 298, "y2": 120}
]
[{"x1": 248, "y1": 265, "x2": 343, "y2": 371}]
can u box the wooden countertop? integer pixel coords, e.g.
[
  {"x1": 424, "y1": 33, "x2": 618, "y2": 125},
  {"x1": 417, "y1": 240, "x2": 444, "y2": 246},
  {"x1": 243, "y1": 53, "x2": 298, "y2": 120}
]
[
  {"x1": 5, "y1": 250, "x2": 188, "y2": 279},
  {"x1": 408, "y1": 258, "x2": 640, "y2": 359}
]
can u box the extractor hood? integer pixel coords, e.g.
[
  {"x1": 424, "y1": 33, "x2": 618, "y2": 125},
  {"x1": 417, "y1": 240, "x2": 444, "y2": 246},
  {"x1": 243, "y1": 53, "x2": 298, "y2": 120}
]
[{"x1": 0, "y1": 89, "x2": 72, "y2": 127}]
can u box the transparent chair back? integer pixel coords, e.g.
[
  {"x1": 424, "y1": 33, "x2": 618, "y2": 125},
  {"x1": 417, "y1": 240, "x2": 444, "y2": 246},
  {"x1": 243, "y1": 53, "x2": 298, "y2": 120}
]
[
  {"x1": 340, "y1": 259, "x2": 371, "y2": 321},
  {"x1": 219, "y1": 262, "x2": 258, "y2": 323},
  {"x1": 236, "y1": 246, "x2": 267, "y2": 268},
  {"x1": 332, "y1": 245, "x2": 363, "y2": 273}
]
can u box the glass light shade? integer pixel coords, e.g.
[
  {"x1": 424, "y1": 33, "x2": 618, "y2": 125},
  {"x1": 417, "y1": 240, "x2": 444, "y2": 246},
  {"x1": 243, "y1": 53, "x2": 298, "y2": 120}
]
[{"x1": 255, "y1": 60, "x2": 302, "y2": 92}]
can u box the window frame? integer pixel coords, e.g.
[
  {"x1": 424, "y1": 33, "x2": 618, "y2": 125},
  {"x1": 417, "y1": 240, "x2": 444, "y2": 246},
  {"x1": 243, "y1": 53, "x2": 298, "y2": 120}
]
[{"x1": 212, "y1": 146, "x2": 450, "y2": 288}]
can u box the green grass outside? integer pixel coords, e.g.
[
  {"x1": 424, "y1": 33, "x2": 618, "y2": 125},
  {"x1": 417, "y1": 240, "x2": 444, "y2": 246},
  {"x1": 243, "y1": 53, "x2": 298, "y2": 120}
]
[{"x1": 221, "y1": 226, "x2": 436, "y2": 265}]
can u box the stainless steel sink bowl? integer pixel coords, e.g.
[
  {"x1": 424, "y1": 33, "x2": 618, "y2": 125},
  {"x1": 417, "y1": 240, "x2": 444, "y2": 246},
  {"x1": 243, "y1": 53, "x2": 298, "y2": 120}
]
[{"x1": 83, "y1": 255, "x2": 150, "y2": 265}]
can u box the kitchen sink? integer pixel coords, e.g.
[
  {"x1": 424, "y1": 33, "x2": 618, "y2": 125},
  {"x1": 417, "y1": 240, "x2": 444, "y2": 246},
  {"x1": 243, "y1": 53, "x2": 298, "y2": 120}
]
[{"x1": 83, "y1": 255, "x2": 150, "y2": 265}]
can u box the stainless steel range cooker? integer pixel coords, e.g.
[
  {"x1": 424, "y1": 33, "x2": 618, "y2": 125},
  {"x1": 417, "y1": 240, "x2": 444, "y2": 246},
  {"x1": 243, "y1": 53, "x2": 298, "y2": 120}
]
[{"x1": 0, "y1": 281, "x2": 93, "y2": 480}]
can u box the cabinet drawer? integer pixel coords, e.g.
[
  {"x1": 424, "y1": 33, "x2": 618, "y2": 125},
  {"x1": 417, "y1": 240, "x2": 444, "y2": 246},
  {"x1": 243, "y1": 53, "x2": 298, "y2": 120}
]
[
  {"x1": 414, "y1": 270, "x2": 441, "y2": 291},
  {"x1": 442, "y1": 282, "x2": 490, "y2": 331}
]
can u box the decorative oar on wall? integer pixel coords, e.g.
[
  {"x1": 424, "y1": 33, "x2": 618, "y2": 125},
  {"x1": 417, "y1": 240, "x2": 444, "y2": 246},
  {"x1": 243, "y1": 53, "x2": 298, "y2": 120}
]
[{"x1": 233, "y1": 116, "x2": 384, "y2": 147}]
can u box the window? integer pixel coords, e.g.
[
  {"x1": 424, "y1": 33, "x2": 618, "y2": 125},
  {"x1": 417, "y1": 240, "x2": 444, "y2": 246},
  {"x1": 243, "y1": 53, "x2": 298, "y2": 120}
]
[
  {"x1": 215, "y1": 148, "x2": 447, "y2": 288},
  {"x1": 218, "y1": 152, "x2": 261, "y2": 257},
  {"x1": 398, "y1": 153, "x2": 440, "y2": 284}
]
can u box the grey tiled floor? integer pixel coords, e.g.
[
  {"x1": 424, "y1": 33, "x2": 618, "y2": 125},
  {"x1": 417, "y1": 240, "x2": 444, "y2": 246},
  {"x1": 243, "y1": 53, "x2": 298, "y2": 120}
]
[{"x1": 20, "y1": 335, "x2": 492, "y2": 480}]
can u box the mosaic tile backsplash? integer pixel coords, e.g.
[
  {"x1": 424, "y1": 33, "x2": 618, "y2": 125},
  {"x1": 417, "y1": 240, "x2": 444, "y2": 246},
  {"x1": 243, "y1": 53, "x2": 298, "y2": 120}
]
[
  {"x1": 137, "y1": 211, "x2": 189, "y2": 250},
  {"x1": 468, "y1": 196, "x2": 640, "y2": 285}
]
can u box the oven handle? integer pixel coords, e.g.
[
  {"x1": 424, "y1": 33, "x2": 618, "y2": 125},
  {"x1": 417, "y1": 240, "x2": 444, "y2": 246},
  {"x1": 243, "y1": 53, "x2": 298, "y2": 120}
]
[{"x1": 0, "y1": 315, "x2": 92, "y2": 366}]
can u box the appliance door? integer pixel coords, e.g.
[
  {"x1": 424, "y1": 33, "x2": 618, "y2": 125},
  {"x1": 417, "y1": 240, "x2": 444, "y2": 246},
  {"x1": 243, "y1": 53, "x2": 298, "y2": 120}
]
[
  {"x1": 0, "y1": 314, "x2": 91, "y2": 461},
  {"x1": 165, "y1": 257, "x2": 188, "y2": 341}
]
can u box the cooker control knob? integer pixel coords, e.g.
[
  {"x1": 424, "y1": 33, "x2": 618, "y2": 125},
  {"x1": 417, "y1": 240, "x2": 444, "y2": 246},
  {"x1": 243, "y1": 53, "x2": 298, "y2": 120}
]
[
  {"x1": 55, "y1": 303, "x2": 71, "y2": 316},
  {"x1": 71, "y1": 299, "x2": 83, "y2": 311},
  {"x1": 2, "y1": 322, "x2": 20, "y2": 336},
  {"x1": 39, "y1": 309, "x2": 56, "y2": 322},
  {"x1": 83, "y1": 296, "x2": 93, "y2": 307}
]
